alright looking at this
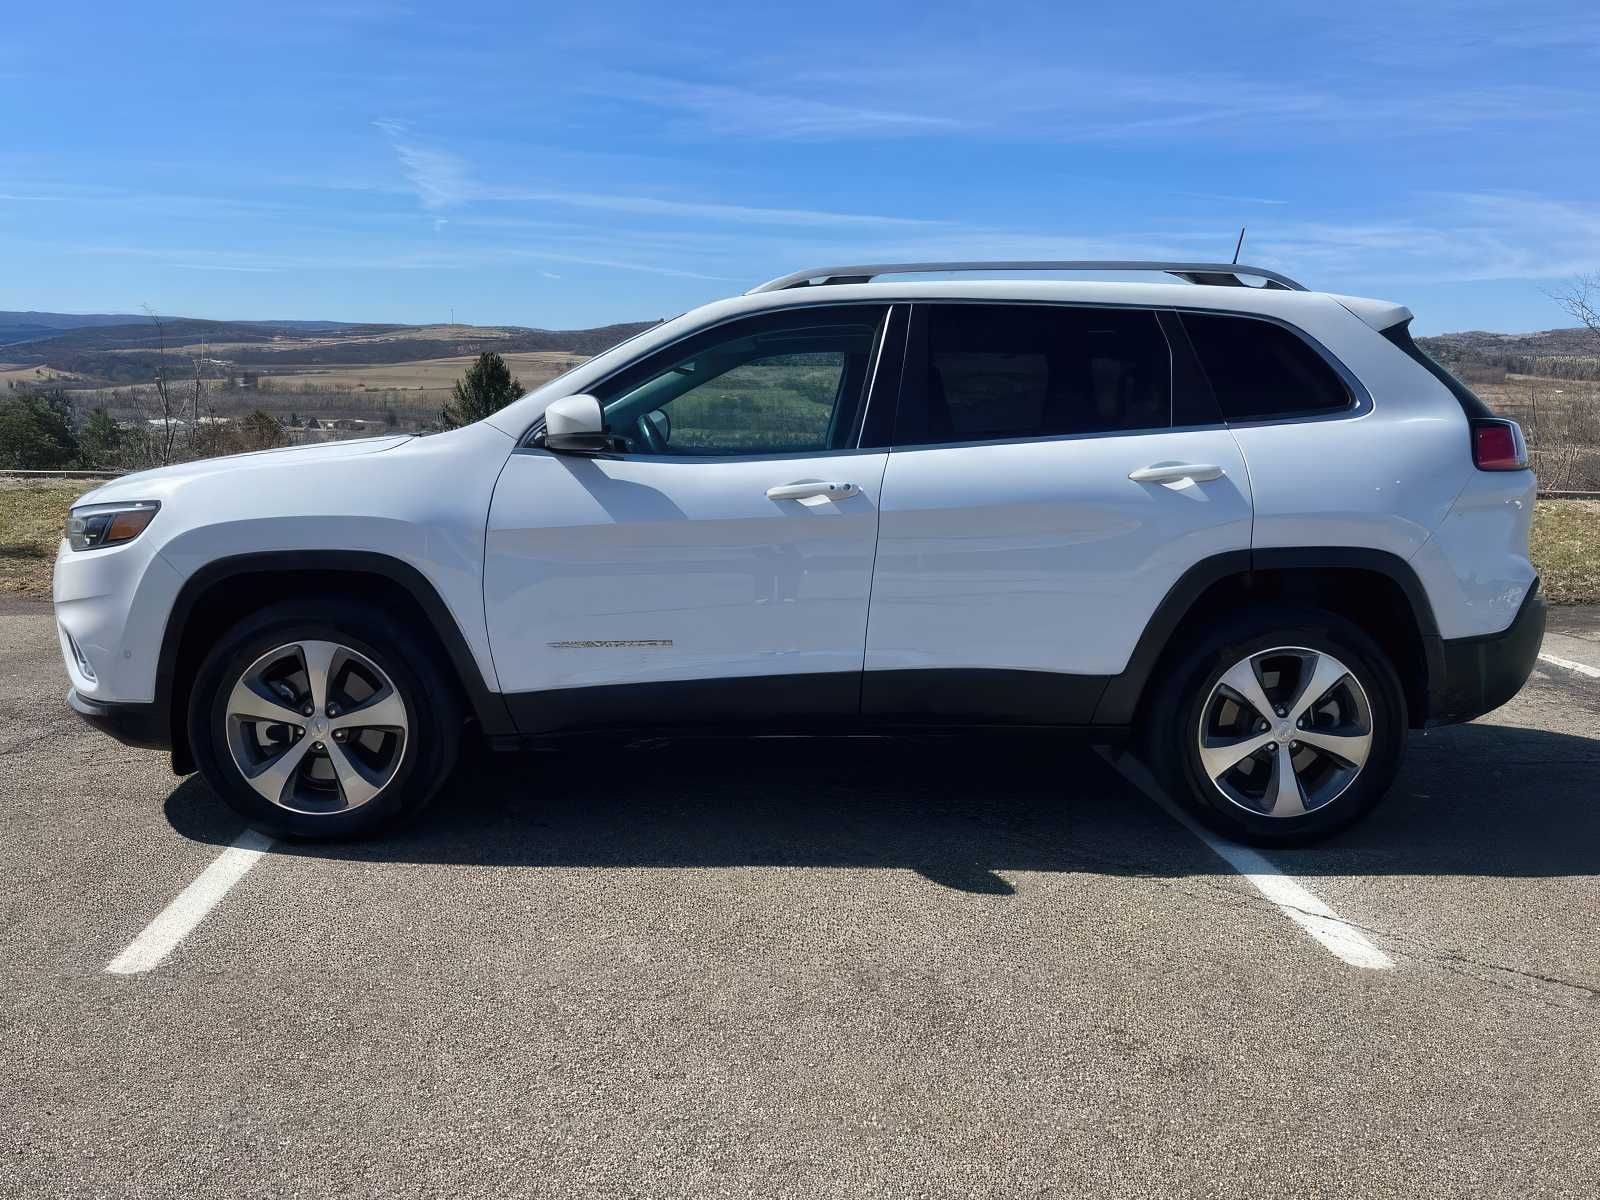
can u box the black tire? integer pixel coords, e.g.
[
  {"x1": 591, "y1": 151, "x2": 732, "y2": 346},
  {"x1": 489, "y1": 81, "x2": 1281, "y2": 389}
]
[
  {"x1": 188, "y1": 597, "x2": 461, "y2": 840},
  {"x1": 1139, "y1": 606, "x2": 1406, "y2": 846}
]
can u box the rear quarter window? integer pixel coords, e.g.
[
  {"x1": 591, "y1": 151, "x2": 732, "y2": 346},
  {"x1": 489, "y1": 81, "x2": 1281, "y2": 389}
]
[{"x1": 1181, "y1": 312, "x2": 1352, "y2": 422}]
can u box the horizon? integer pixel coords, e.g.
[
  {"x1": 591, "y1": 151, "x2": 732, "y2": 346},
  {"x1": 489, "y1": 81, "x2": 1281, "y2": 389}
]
[
  {"x1": 4, "y1": 1, "x2": 1599, "y2": 336},
  {"x1": 3, "y1": 304, "x2": 1594, "y2": 341}
]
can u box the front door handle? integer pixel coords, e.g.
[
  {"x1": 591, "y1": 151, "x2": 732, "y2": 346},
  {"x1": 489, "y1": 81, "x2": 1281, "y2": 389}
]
[
  {"x1": 1128, "y1": 462, "x2": 1225, "y2": 485},
  {"x1": 767, "y1": 481, "x2": 859, "y2": 502}
]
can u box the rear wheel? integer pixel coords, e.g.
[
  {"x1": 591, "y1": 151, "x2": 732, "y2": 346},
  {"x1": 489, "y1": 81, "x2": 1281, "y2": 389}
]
[
  {"x1": 189, "y1": 599, "x2": 460, "y2": 839},
  {"x1": 1141, "y1": 607, "x2": 1406, "y2": 844}
]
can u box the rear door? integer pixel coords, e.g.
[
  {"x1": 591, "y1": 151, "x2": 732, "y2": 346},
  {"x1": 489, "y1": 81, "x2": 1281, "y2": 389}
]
[
  {"x1": 863, "y1": 301, "x2": 1253, "y2": 723},
  {"x1": 485, "y1": 303, "x2": 902, "y2": 732}
]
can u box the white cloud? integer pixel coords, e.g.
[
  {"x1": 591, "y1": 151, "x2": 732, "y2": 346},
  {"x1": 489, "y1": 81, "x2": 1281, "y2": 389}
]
[
  {"x1": 485, "y1": 186, "x2": 945, "y2": 229},
  {"x1": 373, "y1": 119, "x2": 471, "y2": 210},
  {"x1": 504, "y1": 249, "x2": 731, "y2": 281},
  {"x1": 592, "y1": 74, "x2": 968, "y2": 140}
]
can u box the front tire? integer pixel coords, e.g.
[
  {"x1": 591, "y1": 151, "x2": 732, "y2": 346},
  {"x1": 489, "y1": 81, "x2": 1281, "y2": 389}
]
[
  {"x1": 1141, "y1": 607, "x2": 1406, "y2": 845},
  {"x1": 188, "y1": 598, "x2": 461, "y2": 840}
]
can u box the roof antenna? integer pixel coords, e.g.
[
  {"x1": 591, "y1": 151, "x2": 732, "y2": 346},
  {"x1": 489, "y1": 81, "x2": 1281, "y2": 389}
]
[{"x1": 1232, "y1": 226, "x2": 1246, "y2": 265}]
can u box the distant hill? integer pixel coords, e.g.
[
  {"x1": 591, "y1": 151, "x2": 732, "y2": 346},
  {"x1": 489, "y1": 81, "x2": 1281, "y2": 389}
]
[
  {"x1": 0, "y1": 310, "x2": 149, "y2": 347},
  {"x1": 1419, "y1": 326, "x2": 1600, "y2": 383},
  {"x1": 0, "y1": 310, "x2": 370, "y2": 348},
  {"x1": 0, "y1": 313, "x2": 660, "y2": 386},
  {"x1": 1419, "y1": 326, "x2": 1599, "y2": 358}
]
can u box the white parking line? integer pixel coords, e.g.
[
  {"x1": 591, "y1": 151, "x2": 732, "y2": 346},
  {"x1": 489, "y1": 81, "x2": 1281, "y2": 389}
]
[
  {"x1": 1538, "y1": 652, "x2": 1600, "y2": 680},
  {"x1": 105, "y1": 828, "x2": 274, "y2": 975},
  {"x1": 1100, "y1": 750, "x2": 1394, "y2": 971}
]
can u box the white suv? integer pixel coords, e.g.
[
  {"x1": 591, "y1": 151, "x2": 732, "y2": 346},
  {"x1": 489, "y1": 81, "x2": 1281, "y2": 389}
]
[{"x1": 53, "y1": 261, "x2": 1545, "y2": 844}]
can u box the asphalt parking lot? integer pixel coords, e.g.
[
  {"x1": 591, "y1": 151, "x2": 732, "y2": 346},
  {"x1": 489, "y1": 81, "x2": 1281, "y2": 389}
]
[{"x1": 3, "y1": 595, "x2": 1598, "y2": 1199}]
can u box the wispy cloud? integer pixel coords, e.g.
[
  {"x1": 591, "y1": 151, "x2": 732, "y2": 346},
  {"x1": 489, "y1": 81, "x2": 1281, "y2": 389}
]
[
  {"x1": 1174, "y1": 190, "x2": 1289, "y2": 208},
  {"x1": 612, "y1": 57, "x2": 1592, "y2": 146},
  {"x1": 593, "y1": 73, "x2": 968, "y2": 139},
  {"x1": 171, "y1": 263, "x2": 284, "y2": 273},
  {"x1": 485, "y1": 186, "x2": 946, "y2": 229},
  {"x1": 1210, "y1": 193, "x2": 1600, "y2": 286},
  {"x1": 372, "y1": 119, "x2": 471, "y2": 209},
  {"x1": 505, "y1": 249, "x2": 731, "y2": 281}
]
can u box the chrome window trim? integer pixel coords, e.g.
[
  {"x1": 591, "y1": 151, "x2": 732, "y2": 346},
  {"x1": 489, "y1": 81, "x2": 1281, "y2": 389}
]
[{"x1": 521, "y1": 301, "x2": 900, "y2": 461}]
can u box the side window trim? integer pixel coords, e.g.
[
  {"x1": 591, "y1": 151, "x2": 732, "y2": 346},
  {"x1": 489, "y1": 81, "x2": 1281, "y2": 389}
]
[
  {"x1": 520, "y1": 301, "x2": 894, "y2": 452},
  {"x1": 1157, "y1": 309, "x2": 1224, "y2": 427},
  {"x1": 854, "y1": 304, "x2": 908, "y2": 450},
  {"x1": 891, "y1": 300, "x2": 1186, "y2": 450},
  {"x1": 1178, "y1": 307, "x2": 1372, "y2": 427},
  {"x1": 560, "y1": 302, "x2": 894, "y2": 460}
]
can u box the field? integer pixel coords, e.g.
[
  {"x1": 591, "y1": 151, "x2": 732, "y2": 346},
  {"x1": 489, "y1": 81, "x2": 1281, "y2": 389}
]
[
  {"x1": 1532, "y1": 499, "x2": 1600, "y2": 603},
  {"x1": 0, "y1": 362, "x2": 83, "y2": 387},
  {"x1": 0, "y1": 479, "x2": 81, "y2": 596},
  {"x1": 252, "y1": 350, "x2": 582, "y2": 392},
  {"x1": 1471, "y1": 373, "x2": 1600, "y2": 490},
  {"x1": 5, "y1": 478, "x2": 1596, "y2": 604},
  {"x1": 56, "y1": 350, "x2": 591, "y2": 434}
]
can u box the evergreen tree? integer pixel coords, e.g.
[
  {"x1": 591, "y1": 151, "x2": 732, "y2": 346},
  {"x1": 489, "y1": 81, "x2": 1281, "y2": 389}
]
[
  {"x1": 77, "y1": 407, "x2": 124, "y2": 468},
  {"x1": 0, "y1": 390, "x2": 79, "y2": 469},
  {"x1": 237, "y1": 410, "x2": 286, "y2": 450},
  {"x1": 441, "y1": 352, "x2": 523, "y2": 429}
]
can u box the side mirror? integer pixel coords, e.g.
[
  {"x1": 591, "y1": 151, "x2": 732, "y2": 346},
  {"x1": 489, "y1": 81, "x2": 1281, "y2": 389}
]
[{"x1": 541, "y1": 394, "x2": 612, "y2": 454}]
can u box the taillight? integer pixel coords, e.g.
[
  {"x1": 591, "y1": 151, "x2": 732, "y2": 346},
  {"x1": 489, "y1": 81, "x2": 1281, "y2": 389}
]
[{"x1": 1470, "y1": 418, "x2": 1528, "y2": 471}]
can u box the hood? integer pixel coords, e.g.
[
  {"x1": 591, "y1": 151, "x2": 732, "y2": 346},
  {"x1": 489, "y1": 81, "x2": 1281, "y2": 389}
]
[{"x1": 76, "y1": 434, "x2": 414, "y2": 505}]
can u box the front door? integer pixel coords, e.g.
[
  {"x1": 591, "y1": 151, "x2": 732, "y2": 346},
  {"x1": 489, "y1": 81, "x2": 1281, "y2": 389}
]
[{"x1": 485, "y1": 303, "x2": 899, "y2": 732}]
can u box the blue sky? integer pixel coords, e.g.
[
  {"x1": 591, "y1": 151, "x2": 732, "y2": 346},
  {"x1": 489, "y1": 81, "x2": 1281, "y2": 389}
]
[{"x1": 3, "y1": 1, "x2": 1597, "y2": 333}]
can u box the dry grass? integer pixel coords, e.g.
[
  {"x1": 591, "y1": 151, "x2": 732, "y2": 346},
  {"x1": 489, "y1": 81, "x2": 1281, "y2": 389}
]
[
  {"x1": 1531, "y1": 499, "x2": 1600, "y2": 605},
  {"x1": 254, "y1": 351, "x2": 582, "y2": 394},
  {"x1": 0, "y1": 480, "x2": 85, "y2": 597},
  {"x1": 5, "y1": 483, "x2": 1598, "y2": 607},
  {"x1": 0, "y1": 363, "x2": 84, "y2": 387}
]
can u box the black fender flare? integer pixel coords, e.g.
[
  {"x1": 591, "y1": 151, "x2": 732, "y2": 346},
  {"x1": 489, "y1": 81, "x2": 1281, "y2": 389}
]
[
  {"x1": 1091, "y1": 547, "x2": 1442, "y2": 726},
  {"x1": 156, "y1": 550, "x2": 516, "y2": 742}
]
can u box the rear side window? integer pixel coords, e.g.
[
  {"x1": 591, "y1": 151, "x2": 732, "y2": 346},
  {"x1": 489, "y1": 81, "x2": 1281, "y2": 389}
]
[
  {"x1": 1181, "y1": 312, "x2": 1351, "y2": 422},
  {"x1": 900, "y1": 304, "x2": 1172, "y2": 445}
]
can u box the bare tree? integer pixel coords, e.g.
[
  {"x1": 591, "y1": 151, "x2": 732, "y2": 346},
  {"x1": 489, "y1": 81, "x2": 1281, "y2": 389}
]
[
  {"x1": 1553, "y1": 273, "x2": 1600, "y2": 343},
  {"x1": 126, "y1": 309, "x2": 212, "y2": 467}
]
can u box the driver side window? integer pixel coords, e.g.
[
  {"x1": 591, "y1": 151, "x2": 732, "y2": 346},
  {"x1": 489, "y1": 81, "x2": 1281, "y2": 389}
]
[{"x1": 596, "y1": 306, "x2": 888, "y2": 456}]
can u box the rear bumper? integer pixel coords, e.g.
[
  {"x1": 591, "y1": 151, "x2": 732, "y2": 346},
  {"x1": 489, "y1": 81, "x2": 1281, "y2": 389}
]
[
  {"x1": 1425, "y1": 579, "x2": 1546, "y2": 727},
  {"x1": 66, "y1": 688, "x2": 172, "y2": 751}
]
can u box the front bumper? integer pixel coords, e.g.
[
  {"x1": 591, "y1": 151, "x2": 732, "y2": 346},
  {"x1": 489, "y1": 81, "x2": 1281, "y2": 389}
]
[
  {"x1": 66, "y1": 688, "x2": 172, "y2": 751},
  {"x1": 1425, "y1": 579, "x2": 1547, "y2": 727}
]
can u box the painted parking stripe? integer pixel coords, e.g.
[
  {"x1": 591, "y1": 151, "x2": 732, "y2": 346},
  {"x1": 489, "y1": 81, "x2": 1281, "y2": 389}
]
[
  {"x1": 1100, "y1": 750, "x2": 1394, "y2": 971},
  {"x1": 105, "y1": 828, "x2": 274, "y2": 975},
  {"x1": 1538, "y1": 652, "x2": 1600, "y2": 680}
]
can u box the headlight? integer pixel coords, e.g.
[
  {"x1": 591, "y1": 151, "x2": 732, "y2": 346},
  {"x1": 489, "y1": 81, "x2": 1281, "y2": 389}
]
[{"x1": 66, "y1": 501, "x2": 161, "y2": 551}]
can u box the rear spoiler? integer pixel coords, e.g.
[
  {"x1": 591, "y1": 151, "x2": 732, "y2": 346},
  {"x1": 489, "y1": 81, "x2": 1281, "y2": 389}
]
[{"x1": 1329, "y1": 292, "x2": 1413, "y2": 331}]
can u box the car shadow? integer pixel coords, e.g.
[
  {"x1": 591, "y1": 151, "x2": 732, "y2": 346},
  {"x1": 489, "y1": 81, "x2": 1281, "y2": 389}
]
[{"x1": 163, "y1": 723, "x2": 1600, "y2": 891}]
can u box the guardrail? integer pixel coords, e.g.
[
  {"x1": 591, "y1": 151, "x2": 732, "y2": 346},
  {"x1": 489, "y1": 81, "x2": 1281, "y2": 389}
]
[{"x1": 1, "y1": 469, "x2": 122, "y2": 479}]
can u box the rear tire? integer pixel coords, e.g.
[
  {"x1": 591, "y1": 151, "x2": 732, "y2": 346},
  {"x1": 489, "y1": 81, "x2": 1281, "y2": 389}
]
[
  {"x1": 1140, "y1": 606, "x2": 1406, "y2": 845},
  {"x1": 188, "y1": 598, "x2": 461, "y2": 840}
]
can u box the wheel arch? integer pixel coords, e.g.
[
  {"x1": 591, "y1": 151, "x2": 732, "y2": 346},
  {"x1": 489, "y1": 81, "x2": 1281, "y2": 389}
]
[
  {"x1": 158, "y1": 551, "x2": 514, "y2": 772},
  {"x1": 1094, "y1": 547, "x2": 1443, "y2": 729}
]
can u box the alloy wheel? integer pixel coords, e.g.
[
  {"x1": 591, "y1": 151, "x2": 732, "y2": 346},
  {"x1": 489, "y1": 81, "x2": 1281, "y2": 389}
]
[
  {"x1": 224, "y1": 639, "x2": 409, "y2": 814},
  {"x1": 1195, "y1": 646, "x2": 1374, "y2": 819}
]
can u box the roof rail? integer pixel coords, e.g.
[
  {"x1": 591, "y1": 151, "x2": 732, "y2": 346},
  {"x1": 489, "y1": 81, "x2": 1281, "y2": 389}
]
[{"x1": 747, "y1": 260, "x2": 1308, "y2": 294}]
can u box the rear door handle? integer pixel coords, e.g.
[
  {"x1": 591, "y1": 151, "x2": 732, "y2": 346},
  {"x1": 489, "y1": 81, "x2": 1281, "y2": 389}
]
[
  {"x1": 767, "y1": 481, "x2": 859, "y2": 502},
  {"x1": 1128, "y1": 462, "x2": 1225, "y2": 484}
]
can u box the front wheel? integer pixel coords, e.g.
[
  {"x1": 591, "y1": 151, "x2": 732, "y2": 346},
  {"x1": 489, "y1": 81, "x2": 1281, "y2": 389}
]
[
  {"x1": 1141, "y1": 607, "x2": 1407, "y2": 845},
  {"x1": 188, "y1": 599, "x2": 461, "y2": 840}
]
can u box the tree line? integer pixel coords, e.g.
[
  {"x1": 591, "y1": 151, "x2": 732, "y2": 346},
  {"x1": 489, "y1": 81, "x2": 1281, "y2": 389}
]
[
  {"x1": 0, "y1": 388, "x2": 289, "y2": 471},
  {"x1": 1, "y1": 350, "x2": 528, "y2": 470}
]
